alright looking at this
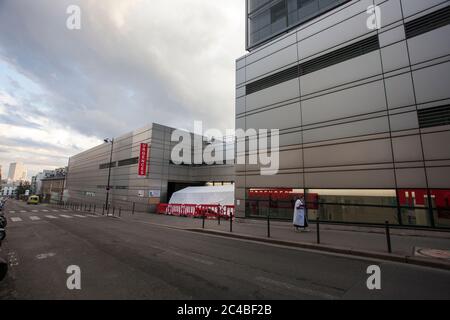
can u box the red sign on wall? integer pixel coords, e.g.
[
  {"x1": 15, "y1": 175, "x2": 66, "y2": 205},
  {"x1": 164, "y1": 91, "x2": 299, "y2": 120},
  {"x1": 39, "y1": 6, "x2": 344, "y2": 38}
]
[{"x1": 138, "y1": 143, "x2": 149, "y2": 176}]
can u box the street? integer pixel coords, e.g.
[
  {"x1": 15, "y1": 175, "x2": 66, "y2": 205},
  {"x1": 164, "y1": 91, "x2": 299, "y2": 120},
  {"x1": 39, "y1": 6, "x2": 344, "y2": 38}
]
[{"x1": 1, "y1": 200, "x2": 450, "y2": 300}]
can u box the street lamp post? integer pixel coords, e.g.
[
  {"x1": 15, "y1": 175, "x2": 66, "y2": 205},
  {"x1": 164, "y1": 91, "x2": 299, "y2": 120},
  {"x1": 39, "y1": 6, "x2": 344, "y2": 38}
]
[{"x1": 104, "y1": 138, "x2": 114, "y2": 211}]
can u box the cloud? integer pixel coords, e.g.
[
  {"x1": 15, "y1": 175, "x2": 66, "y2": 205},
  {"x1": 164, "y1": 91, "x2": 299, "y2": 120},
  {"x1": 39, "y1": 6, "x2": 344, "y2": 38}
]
[{"x1": 0, "y1": 0, "x2": 246, "y2": 179}]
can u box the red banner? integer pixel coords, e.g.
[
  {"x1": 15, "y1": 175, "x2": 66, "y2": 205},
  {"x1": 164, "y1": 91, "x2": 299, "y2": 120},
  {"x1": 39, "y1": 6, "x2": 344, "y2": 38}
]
[{"x1": 138, "y1": 143, "x2": 149, "y2": 176}]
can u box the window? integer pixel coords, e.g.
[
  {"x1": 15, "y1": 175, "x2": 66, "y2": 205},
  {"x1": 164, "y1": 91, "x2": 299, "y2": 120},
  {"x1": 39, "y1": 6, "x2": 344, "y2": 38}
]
[
  {"x1": 247, "y1": 0, "x2": 351, "y2": 49},
  {"x1": 245, "y1": 35, "x2": 379, "y2": 95},
  {"x1": 99, "y1": 162, "x2": 116, "y2": 170},
  {"x1": 246, "y1": 188, "x2": 401, "y2": 225},
  {"x1": 271, "y1": 1, "x2": 287, "y2": 23},
  {"x1": 405, "y1": 5, "x2": 450, "y2": 39},
  {"x1": 118, "y1": 157, "x2": 139, "y2": 167},
  {"x1": 418, "y1": 105, "x2": 450, "y2": 129}
]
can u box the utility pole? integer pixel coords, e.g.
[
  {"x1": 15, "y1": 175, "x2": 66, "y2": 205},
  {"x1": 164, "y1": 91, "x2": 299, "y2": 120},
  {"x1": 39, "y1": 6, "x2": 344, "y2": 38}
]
[{"x1": 104, "y1": 138, "x2": 114, "y2": 211}]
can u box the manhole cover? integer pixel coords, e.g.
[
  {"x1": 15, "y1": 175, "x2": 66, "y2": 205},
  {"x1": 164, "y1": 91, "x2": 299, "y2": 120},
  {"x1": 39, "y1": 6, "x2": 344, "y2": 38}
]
[{"x1": 414, "y1": 247, "x2": 450, "y2": 260}]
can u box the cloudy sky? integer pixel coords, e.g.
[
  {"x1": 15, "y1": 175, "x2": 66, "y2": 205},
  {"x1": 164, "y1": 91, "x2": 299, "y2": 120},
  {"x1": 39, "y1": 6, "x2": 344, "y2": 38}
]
[{"x1": 0, "y1": 0, "x2": 246, "y2": 179}]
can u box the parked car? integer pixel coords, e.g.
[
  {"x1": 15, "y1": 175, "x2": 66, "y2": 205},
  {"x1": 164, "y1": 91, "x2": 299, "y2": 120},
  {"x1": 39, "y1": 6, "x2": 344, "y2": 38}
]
[
  {"x1": 0, "y1": 256, "x2": 7, "y2": 282},
  {"x1": 27, "y1": 195, "x2": 40, "y2": 205},
  {"x1": 0, "y1": 215, "x2": 6, "y2": 229}
]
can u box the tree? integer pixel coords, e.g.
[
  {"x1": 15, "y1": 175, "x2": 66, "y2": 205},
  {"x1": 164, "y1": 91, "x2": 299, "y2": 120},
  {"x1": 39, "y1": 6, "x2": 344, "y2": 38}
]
[{"x1": 16, "y1": 181, "x2": 31, "y2": 198}]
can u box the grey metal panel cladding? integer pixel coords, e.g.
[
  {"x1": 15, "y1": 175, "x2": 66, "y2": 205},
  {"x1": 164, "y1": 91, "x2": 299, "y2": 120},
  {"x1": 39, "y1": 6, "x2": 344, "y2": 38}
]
[
  {"x1": 245, "y1": 34, "x2": 380, "y2": 95},
  {"x1": 303, "y1": 139, "x2": 393, "y2": 168},
  {"x1": 245, "y1": 102, "x2": 301, "y2": 130},
  {"x1": 302, "y1": 117, "x2": 390, "y2": 144},
  {"x1": 305, "y1": 170, "x2": 396, "y2": 189},
  {"x1": 421, "y1": 131, "x2": 450, "y2": 160},
  {"x1": 237, "y1": 0, "x2": 450, "y2": 191},
  {"x1": 301, "y1": 80, "x2": 387, "y2": 125},
  {"x1": 413, "y1": 61, "x2": 450, "y2": 104}
]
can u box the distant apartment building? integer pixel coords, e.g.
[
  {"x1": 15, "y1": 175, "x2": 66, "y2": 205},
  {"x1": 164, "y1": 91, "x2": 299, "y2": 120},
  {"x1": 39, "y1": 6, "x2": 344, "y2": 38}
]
[
  {"x1": 31, "y1": 168, "x2": 67, "y2": 201},
  {"x1": 41, "y1": 170, "x2": 67, "y2": 203},
  {"x1": 235, "y1": 0, "x2": 450, "y2": 228},
  {"x1": 2, "y1": 185, "x2": 17, "y2": 197}
]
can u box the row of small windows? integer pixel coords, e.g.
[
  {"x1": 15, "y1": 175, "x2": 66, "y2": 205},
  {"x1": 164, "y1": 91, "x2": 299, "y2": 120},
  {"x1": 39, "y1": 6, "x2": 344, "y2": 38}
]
[
  {"x1": 96, "y1": 185, "x2": 129, "y2": 190},
  {"x1": 99, "y1": 157, "x2": 139, "y2": 170}
]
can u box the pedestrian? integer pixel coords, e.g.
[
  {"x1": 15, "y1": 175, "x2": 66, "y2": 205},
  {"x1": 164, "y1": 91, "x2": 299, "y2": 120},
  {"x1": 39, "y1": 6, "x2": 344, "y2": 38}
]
[{"x1": 293, "y1": 196, "x2": 309, "y2": 232}]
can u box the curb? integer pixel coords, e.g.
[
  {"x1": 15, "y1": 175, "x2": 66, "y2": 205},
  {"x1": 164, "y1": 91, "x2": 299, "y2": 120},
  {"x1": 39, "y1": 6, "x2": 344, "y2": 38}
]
[{"x1": 187, "y1": 228, "x2": 450, "y2": 271}]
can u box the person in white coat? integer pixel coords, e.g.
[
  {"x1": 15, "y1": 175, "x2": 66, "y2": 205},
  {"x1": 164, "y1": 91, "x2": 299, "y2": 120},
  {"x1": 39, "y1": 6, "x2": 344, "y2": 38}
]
[{"x1": 293, "y1": 196, "x2": 309, "y2": 232}]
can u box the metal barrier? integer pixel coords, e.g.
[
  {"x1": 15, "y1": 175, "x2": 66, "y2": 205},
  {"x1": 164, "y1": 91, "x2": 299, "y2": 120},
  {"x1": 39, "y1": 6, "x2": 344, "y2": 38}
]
[{"x1": 157, "y1": 204, "x2": 235, "y2": 220}]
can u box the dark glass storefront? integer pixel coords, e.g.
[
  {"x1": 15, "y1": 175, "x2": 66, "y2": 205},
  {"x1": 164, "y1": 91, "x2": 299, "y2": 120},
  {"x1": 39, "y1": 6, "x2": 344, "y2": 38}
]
[
  {"x1": 246, "y1": 188, "x2": 450, "y2": 229},
  {"x1": 247, "y1": 0, "x2": 351, "y2": 50}
]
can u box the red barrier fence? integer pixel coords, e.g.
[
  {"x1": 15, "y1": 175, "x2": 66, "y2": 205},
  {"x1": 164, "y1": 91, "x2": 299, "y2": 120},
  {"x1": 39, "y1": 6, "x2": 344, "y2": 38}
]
[{"x1": 157, "y1": 203, "x2": 234, "y2": 220}]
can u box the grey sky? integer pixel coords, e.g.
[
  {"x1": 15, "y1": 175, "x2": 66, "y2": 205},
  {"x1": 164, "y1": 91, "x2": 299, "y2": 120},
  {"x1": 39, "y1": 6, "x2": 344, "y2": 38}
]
[{"x1": 0, "y1": 0, "x2": 246, "y2": 178}]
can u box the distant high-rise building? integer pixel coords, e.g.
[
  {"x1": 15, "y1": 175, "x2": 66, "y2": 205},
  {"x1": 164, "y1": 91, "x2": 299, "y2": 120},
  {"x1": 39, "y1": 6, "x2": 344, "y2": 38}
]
[{"x1": 7, "y1": 162, "x2": 27, "y2": 182}]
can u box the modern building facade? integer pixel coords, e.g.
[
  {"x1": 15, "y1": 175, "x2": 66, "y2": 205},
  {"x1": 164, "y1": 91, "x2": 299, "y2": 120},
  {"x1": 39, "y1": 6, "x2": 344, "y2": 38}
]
[
  {"x1": 31, "y1": 170, "x2": 56, "y2": 195},
  {"x1": 40, "y1": 168, "x2": 67, "y2": 203},
  {"x1": 236, "y1": 0, "x2": 450, "y2": 227},
  {"x1": 65, "y1": 123, "x2": 234, "y2": 212},
  {"x1": 7, "y1": 162, "x2": 27, "y2": 182}
]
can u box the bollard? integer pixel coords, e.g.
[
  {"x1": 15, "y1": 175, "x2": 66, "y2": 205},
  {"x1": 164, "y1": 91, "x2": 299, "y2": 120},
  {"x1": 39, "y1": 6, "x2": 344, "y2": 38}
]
[
  {"x1": 93, "y1": 204, "x2": 96, "y2": 213},
  {"x1": 202, "y1": 213, "x2": 205, "y2": 229},
  {"x1": 132, "y1": 202, "x2": 135, "y2": 215},
  {"x1": 102, "y1": 204, "x2": 105, "y2": 215},
  {"x1": 267, "y1": 214, "x2": 271, "y2": 238},
  {"x1": 316, "y1": 218, "x2": 321, "y2": 244},
  {"x1": 113, "y1": 207, "x2": 115, "y2": 217},
  {"x1": 385, "y1": 221, "x2": 392, "y2": 253},
  {"x1": 230, "y1": 214, "x2": 233, "y2": 233},
  {"x1": 107, "y1": 204, "x2": 110, "y2": 216}
]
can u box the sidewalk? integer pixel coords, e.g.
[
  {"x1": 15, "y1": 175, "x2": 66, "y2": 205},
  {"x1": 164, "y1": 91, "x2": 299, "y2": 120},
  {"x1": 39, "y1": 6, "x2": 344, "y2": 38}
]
[{"x1": 110, "y1": 209, "x2": 450, "y2": 267}]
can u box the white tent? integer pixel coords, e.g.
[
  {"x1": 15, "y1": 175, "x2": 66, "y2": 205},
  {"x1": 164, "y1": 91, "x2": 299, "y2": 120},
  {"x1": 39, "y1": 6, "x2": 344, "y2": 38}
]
[{"x1": 169, "y1": 185, "x2": 234, "y2": 206}]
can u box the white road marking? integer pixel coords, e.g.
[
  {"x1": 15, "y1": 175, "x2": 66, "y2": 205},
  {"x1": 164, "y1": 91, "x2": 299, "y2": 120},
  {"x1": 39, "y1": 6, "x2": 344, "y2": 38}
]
[
  {"x1": 52, "y1": 210, "x2": 59, "y2": 212},
  {"x1": 45, "y1": 215, "x2": 58, "y2": 219},
  {"x1": 20, "y1": 210, "x2": 26, "y2": 213},
  {"x1": 36, "y1": 252, "x2": 56, "y2": 260},
  {"x1": 32, "y1": 210, "x2": 38, "y2": 213},
  {"x1": 9, "y1": 211, "x2": 16, "y2": 214},
  {"x1": 42, "y1": 210, "x2": 49, "y2": 212},
  {"x1": 60, "y1": 215, "x2": 73, "y2": 219},
  {"x1": 87, "y1": 215, "x2": 99, "y2": 218},
  {"x1": 255, "y1": 276, "x2": 338, "y2": 300},
  {"x1": 150, "y1": 244, "x2": 214, "y2": 266},
  {"x1": 73, "y1": 215, "x2": 87, "y2": 218},
  {"x1": 30, "y1": 216, "x2": 41, "y2": 221},
  {"x1": 11, "y1": 217, "x2": 23, "y2": 222}
]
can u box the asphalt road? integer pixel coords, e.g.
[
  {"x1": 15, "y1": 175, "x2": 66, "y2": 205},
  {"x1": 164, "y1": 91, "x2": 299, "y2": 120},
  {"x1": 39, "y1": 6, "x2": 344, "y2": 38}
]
[{"x1": 1, "y1": 200, "x2": 449, "y2": 300}]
